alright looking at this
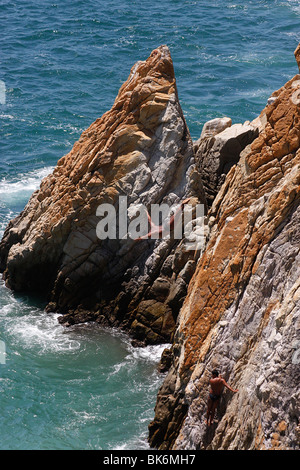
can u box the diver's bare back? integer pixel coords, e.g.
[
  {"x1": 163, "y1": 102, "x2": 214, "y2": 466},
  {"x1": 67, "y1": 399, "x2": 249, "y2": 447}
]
[{"x1": 210, "y1": 377, "x2": 225, "y2": 396}]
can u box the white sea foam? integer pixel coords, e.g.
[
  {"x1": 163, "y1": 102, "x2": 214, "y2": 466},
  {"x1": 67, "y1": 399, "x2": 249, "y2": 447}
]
[
  {"x1": 0, "y1": 166, "x2": 54, "y2": 238},
  {"x1": 0, "y1": 283, "x2": 81, "y2": 354},
  {"x1": 0, "y1": 210, "x2": 14, "y2": 238},
  {"x1": 0, "y1": 113, "x2": 14, "y2": 120},
  {"x1": 7, "y1": 312, "x2": 81, "y2": 354},
  {"x1": 129, "y1": 342, "x2": 170, "y2": 363},
  {"x1": 0, "y1": 166, "x2": 53, "y2": 197},
  {"x1": 107, "y1": 340, "x2": 170, "y2": 379},
  {"x1": 287, "y1": 0, "x2": 300, "y2": 15},
  {"x1": 113, "y1": 436, "x2": 150, "y2": 451}
]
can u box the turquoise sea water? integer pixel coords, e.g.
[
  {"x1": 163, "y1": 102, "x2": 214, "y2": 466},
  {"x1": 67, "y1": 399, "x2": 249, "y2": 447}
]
[{"x1": 0, "y1": 0, "x2": 300, "y2": 450}]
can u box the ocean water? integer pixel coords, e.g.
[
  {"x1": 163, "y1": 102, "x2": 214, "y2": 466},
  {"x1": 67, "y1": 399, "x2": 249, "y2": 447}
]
[{"x1": 0, "y1": 0, "x2": 299, "y2": 450}]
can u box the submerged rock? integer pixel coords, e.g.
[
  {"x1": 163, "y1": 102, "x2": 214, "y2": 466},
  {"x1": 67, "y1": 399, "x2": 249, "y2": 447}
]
[
  {"x1": 149, "y1": 44, "x2": 300, "y2": 450},
  {"x1": 0, "y1": 45, "x2": 206, "y2": 345}
]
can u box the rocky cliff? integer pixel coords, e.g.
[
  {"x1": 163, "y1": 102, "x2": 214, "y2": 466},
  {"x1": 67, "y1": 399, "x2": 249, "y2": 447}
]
[
  {"x1": 149, "y1": 45, "x2": 300, "y2": 450},
  {"x1": 1, "y1": 43, "x2": 300, "y2": 450},
  {"x1": 0, "y1": 46, "x2": 209, "y2": 345}
]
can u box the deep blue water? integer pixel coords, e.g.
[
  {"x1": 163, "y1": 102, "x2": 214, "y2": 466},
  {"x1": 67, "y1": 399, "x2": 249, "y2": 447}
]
[{"x1": 0, "y1": 0, "x2": 299, "y2": 450}]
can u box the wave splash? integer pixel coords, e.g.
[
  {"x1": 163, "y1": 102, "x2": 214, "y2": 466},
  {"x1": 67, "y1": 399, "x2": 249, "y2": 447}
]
[{"x1": 0, "y1": 166, "x2": 53, "y2": 198}]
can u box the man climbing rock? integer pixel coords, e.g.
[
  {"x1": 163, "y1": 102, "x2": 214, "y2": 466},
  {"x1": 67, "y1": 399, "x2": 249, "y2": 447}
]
[{"x1": 206, "y1": 369, "x2": 238, "y2": 426}]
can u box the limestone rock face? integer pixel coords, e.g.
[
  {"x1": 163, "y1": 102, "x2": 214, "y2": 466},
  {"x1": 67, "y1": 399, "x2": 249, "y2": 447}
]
[
  {"x1": 149, "y1": 54, "x2": 300, "y2": 449},
  {"x1": 0, "y1": 45, "x2": 206, "y2": 344}
]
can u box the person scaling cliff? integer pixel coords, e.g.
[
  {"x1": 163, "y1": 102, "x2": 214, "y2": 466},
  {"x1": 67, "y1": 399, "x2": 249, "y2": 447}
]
[
  {"x1": 134, "y1": 197, "x2": 191, "y2": 240},
  {"x1": 206, "y1": 369, "x2": 238, "y2": 426}
]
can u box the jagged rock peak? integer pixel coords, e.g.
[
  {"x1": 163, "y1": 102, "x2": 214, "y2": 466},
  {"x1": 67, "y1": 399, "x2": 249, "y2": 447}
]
[{"x1": 0, "y1": 46, "x2": 206, "y2": 345}]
